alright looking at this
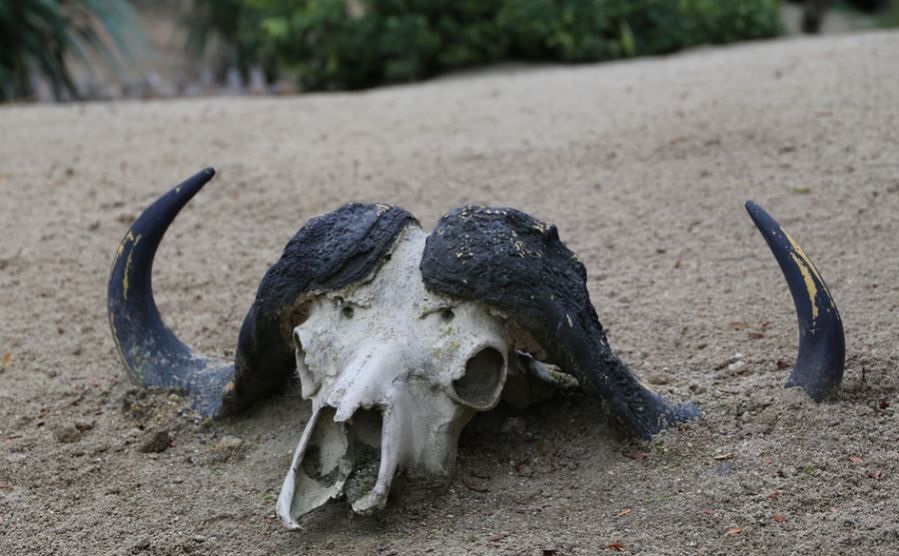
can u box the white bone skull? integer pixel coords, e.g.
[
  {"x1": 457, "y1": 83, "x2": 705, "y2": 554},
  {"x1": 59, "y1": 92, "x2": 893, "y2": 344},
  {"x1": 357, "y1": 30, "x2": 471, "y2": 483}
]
[{"x1": 277, "y1": 226, "x2": 510, "y2": 526}]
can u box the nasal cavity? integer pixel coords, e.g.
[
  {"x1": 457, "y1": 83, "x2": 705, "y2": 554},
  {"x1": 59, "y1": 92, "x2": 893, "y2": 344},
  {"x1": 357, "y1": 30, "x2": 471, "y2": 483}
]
[
  {"x1": 344, "y1": 408, "x2": 383, "y2": 507},
  {"x1": 349, "y1": 408, "x2": 382, "y2": 449},
  {"x1": 453, "y1": 347, "x2": 506, "y2": 410}
]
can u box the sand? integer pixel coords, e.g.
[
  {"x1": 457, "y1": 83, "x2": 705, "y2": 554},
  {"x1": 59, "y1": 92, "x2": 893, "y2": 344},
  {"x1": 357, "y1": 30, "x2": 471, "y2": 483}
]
[{"x1": 1, "y1": 31, "x2": 899, "y2": 555}]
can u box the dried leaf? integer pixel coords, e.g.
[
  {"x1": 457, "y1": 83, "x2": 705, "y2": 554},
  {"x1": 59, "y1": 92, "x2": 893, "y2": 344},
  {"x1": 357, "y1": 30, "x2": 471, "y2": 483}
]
[
  {"x1": 848, "y1": 455, "x2": 863, "y2": 465},
  {"x1": 730, "y1": 322, "x2": 749, "y2": 330},
  {"x1": 776, "y1": 359, "x2": 791, "y2": 370},
  {"x1": 0, "y1": 482, "x2": 13, "y2": 489},
  {"x1": 1, "y1": 352, "x2": 9, "y2": 370},
  {"x1": 747, "y1": 332, "x2": 765, "y2": 339},
  {"x1": 607, "y1": 543, "x2": 625, "y2": 552},
  {"x1": 725, "y1": 527, "x2": 742, "y2": 536},
  {"x1": 879, "y1": 400, "x2": 891, "y2": 410},
  {"x1": 713, "y1": 453, "x2": 734, "y2": 461},
  {"x1": 617, "y1": 508, "x2": 631, "y2": 517},
  {"x1": 868, "y1": 470, "x2": 883, "y2": 479},
  {"x1": 488, "y1": 533, "x2": 507, "y2": 543},
  {"x1": 768, "y1": 491, "x2": 780, "y2": 501},
  {"x1": 630, "y1": 451, "x2": 648, "y2": 461},
  {"x1": 772, "y1": 514, "x2": 786, "y2": 523}
]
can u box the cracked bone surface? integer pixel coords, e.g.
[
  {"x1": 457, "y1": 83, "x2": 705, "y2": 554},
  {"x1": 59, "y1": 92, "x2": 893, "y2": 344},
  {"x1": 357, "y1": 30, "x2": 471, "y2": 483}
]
[{"x1": 276, "y1": 226, "x2": 509, "y2": 527}]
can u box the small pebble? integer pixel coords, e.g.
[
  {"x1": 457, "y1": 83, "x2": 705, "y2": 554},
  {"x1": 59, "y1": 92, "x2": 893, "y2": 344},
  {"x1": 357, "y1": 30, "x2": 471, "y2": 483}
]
[
  {"x1": 138, "y1": 430, "x2": 171, "y2": 453},
  {"x1": 216, "y1": 435, "x2": 244, "y2": 452},
  {"x1": 54, "y1": 425, "x2": 82, "y2": 444}
]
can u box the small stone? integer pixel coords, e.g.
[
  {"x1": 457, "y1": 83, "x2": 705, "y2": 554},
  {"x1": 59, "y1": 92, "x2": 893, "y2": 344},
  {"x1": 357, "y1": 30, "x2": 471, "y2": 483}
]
[
  {"x1": 54, "y1": 424, "x2": 82, "y2": 443},
  {"x1": 191, "y1": 534, "x2": 207, "y2": 543},
  {"x1": 132, "y1": 537, "x2": 151, "y2": 551},
  {"x1": 138, "y1": 430, "x2": 171, "y2": 453},
  {"x1": 216, "y1": 435, "x2": 244, "y2": 452},
  {"x1": 727, "y1": 360, "x2": 746, "y2": 373},
  {"x1": 753, "y1": 407, "x2": 780, "y2": 434}
]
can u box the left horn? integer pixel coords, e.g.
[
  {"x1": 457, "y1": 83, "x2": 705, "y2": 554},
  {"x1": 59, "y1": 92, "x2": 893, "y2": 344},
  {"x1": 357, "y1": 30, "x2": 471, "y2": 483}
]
[
  {"x1": 107, "y1": 168, "x2": 234, "y2": 416},
  {"x1": 745, "y1": 201, "x2": 845, "y2": 401}
]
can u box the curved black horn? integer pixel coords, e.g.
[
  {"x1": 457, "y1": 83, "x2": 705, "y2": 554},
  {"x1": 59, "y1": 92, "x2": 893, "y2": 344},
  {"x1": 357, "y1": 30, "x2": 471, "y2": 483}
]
[
  {"x1": 745, "y1": 201, "x2": 845, "y2": 401},
  {"x1": 108, "y1": 168, "x2": 234, "y2": 416}
]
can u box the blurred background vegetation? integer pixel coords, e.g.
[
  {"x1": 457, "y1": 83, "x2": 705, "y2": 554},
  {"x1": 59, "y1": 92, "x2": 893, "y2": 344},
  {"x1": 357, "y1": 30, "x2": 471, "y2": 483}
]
[
  {"x1": 185, "y1": 0, "x2": 784, "y2": 90},
  {"x1": 1, "y1": 0, "x2": 897, "y2": 102},
  {"x1": 0, "y1": 0, "x2": 139, "y2": 101}
]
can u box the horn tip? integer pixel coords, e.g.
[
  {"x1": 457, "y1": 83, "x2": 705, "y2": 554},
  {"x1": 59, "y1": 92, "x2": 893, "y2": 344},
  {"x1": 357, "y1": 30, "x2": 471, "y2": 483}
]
[
  {"x1": 744, "y1": 200, "x2": 771, "y2": 227},
  {"x1": 172, "y1": 167, "x2": 217, "y2": 199}
]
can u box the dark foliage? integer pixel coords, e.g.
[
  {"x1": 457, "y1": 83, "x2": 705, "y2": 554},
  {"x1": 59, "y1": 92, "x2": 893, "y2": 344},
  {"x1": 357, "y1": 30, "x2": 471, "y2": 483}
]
[
  {"x1": 0, "y1": 0, "x2": 138, "y2": 101},
  {"x1": 190, "y1": 0, "x2": 782, "y2": 91}
]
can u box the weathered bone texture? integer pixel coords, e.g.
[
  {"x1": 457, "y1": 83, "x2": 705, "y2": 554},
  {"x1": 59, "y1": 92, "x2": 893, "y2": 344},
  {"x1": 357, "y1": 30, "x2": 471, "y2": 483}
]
[
  {"x1": 277, "y1": 226, "x2": 510, "y2": 527},
  {"x1": 420, "y1": 206, "x2": 699, "y2": 437}
]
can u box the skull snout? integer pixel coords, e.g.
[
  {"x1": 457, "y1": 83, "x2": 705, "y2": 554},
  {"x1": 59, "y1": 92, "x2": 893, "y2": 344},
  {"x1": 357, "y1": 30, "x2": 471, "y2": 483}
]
[
  {"x1": 276, "y1": 404, "x2": 389, "y2": 527},
  {"x1": 278, "y1": 338, "x2": 509, "y2": 523},
  {"x1": 325, "y1": 343, "x2": 400, "y2": 422}
]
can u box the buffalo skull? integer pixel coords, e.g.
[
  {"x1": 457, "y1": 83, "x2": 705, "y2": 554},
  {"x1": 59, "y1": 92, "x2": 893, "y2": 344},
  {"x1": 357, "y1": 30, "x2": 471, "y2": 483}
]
[{"x1": 107, "y1": 169, "x2": 844, "y2": 528}]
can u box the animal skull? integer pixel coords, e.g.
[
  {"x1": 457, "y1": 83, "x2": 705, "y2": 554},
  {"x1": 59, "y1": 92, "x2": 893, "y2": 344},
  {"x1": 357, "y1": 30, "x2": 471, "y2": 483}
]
[
  {"x1": 107, "y1": 169, "x2": 845, "y2": 528},
  {"x1": 278, "y1": 226, "x2": 510, "y2": 525}
]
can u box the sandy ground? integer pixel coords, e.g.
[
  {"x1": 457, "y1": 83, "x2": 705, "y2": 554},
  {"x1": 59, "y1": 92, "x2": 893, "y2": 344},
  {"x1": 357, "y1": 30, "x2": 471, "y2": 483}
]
[{"x1": 2, "y1": 31, "x2": 899, "y2": 555}]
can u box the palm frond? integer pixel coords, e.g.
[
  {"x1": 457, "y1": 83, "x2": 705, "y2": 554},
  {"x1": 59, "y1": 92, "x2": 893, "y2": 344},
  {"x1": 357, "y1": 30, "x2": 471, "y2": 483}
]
[{"x1": 0, "y1": 0, "x2": 142, "y2": 102}]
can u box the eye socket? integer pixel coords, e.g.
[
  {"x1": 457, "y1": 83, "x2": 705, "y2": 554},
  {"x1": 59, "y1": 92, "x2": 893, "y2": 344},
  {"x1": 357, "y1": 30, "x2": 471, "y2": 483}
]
[
  {"x1": 342, "y1": 306, "x2": 355, "y2": 319},
  {"x1": 293, "y1": 329, "x2": 318, "y2": 399},
  {"x1": 452, "y1": 347, "x2": 506, "y2": 411},
  {"x1": 286, "y1": 301, "x2": 312, "y2": 329},
  {"x1": 440, "y1": 308, "x2": 455, "y2": 322}
]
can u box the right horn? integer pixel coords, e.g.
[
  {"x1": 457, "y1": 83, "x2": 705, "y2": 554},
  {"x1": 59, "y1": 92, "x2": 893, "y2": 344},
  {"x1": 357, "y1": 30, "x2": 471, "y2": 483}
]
[{"x1": 745, "y1": 201, "x2": 845, "y2": 401}]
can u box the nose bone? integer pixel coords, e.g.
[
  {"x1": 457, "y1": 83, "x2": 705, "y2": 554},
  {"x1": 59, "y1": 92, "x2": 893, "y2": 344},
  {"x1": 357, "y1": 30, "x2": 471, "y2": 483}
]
[{"x1": 326, "y1": 345, "x2": 403, "y2": 422}]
